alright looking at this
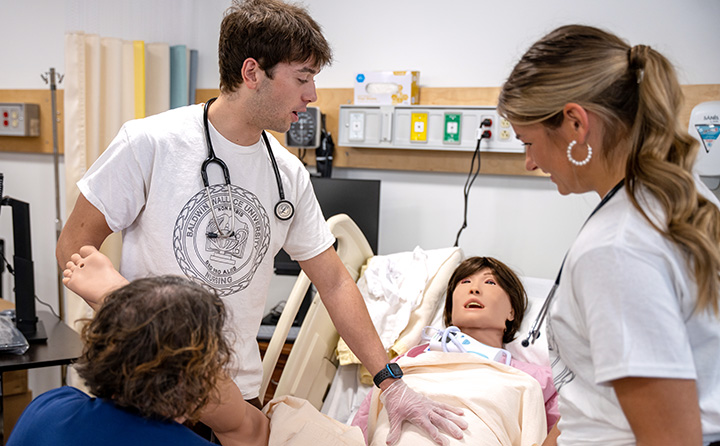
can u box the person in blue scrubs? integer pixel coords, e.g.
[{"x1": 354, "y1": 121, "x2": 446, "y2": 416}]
[{"x1": 7, "y1": 275, "x2": 269, "y2": 446}]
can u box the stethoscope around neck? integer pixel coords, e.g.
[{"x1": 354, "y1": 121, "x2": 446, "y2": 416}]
[
  {"x1": 522, "y1": 179, "x2": 625, "y2": 348},
  {"x1": 201, "y1": 97, "x2": 294, "y2": 239}
]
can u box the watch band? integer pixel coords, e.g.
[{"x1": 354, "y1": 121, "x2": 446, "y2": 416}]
[{"x1": 373, "y1": 363, "x2": 403, "y2": 388}]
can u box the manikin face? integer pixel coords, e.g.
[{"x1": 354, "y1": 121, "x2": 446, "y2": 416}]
[
  {"x1": 512, "y1": 122, "x2": 589, "y2": 196},
  {"x1": 450, "y1": 268, "x2": 514, "y2": 337},
  {"x1": 251, "y1": 61, "x2": 319, "y2": 134}
]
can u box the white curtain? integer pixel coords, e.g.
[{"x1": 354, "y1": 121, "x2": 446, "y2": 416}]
[
  {"x1": 62, "y1": 2, "x2": 197, "y2": 393},
  {"x1": 63, "y1": 32, "x2": 173, "y2": 332},
  {"x1": 62, "y1": 0, "x2": 197, "y2": 332}
]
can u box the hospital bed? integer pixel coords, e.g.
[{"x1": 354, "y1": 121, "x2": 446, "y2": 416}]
[
  {"x1": 260, "y1": 213, "x2": 373, "y2": 408},
  {"x1": 259, "y1": 213, "x2": 553, "y2": 422}
]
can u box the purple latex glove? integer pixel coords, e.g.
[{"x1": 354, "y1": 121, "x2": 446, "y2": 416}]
[{"x1": 380, "y1": 379, "x2": 468, "y2": 446}]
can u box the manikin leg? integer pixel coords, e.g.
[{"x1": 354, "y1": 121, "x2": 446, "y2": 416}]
[{"x1": 62, "y1": 245, "x2": 129, "y2": 311}]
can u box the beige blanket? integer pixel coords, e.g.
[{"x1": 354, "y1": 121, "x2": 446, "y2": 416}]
[
  {"x1": 263, "y1": 395, "x2": 365, "y2": 445},
  {"x1": 367, "y1": 352, "x2": 546, "y2": 446}
]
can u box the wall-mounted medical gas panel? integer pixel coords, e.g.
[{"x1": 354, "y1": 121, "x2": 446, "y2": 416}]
[
  {"x1": 0, "y1": 103, "x2": 40, "y2": 137},
  {"x1": 337, "y1": 105, "x2": 524, "y2": 153}
]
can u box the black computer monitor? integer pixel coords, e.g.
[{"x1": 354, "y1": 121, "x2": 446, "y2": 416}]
[
  {"x1": 266, "y1": 177, "x2": 380, "y2": 330},
  {"x1": 273, "y1": 177, "x2": 381, "y2": 275}
]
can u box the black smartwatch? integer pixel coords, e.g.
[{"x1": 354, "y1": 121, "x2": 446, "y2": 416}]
[{"x1": 373, "y1": 363, "x2": 403, "y2": 388}]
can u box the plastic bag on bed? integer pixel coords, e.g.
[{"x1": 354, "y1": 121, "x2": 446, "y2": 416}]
[{"x1": 0, "y1": 315, "x2": 29, "y2": 355}]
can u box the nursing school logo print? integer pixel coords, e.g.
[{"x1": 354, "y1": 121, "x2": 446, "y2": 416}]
[{"x1": 173, "y1": 184, "x2": 270, "y2": 296}]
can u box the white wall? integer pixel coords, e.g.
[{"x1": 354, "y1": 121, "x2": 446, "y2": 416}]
[
  {"x1": 311, "y1": 0, "x2": 720, "y2": 87},
  {"x1": 1, "y1": 0, "x2": 719, "y2": 392}
]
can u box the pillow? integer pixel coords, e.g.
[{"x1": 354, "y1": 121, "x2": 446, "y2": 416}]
[
  {"x1": 505, "y1": 277, "x2": 554, "y2": 368},
  {"x1": 391, "y1": 247, "x2": 464, "y2": 356}
]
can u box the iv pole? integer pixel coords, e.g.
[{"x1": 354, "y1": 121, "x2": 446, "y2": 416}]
[
  {"x1": 41, "y1": 68, "x2": 64, "y2": 322},
  {"x1": 41, "y1": 67, "x2": 67, "y2": 386}
]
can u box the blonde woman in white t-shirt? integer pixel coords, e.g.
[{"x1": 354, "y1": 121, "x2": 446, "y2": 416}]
[{"x1": 498, "y1": 24, "x2": 720, "y2": 446}]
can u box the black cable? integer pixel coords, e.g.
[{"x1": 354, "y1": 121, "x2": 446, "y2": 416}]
[
  {"x1": 453, "y1": 125, "x2": 492, "y2": 247},
  {"x1": 0, "y1": 172, "x2": 4, "y2": 217},
  {"x1": 0, "y1": 254, "x2": 60, "y2": 319},
  {"x1": 453, "y1": 139, "x2": 482, "y2": 247},
  {"x1": 315, "y1": 129, "x2": 334, "y2": 178},
  {"x1": 0, "y1": 248, "x2": 13, "y2": 275},
  {"x1": 297, "y1": 148, "x2": 308, "y2": 166}
]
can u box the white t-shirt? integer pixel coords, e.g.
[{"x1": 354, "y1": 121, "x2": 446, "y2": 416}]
[
  {"x1": 548, "y1": 179, "x2": 720, "y2": 445},
  {"x1": 78, "y1": 104, "x2": 334, "y2": 399}
]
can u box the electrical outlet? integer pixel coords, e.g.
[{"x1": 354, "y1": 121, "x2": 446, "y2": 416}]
[
  {"x1": 499, "y1": 129, "x2": 512, "y2": 141},
  {"x1": 0, "y1": 103, "x2": 40, "y2": 137},
  {"x1": 499, "y1": 117, "x2": 511, "y2": 128},
  {"x1": 481, "y1": 115, "x2": 494, "y2": 128},
  {"x1": 410, "y1": 112, "x2": 428, "y2": 142}
]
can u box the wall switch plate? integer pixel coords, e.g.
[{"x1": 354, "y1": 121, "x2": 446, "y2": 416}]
[{"x1": 0, "y1": 103, "x2": 40, "y2": 137}]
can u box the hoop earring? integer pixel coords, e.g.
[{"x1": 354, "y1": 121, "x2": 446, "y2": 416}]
[{"x1": 567, "y1": 140, "x2": 592, "y2": 166}]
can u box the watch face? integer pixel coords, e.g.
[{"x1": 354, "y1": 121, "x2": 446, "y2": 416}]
[
  {"x1": 388, "y1": 363, "x2": 403, "y2": 377},
  {"x1": 287, "y1": 107, "x2": 320, "y2": 148}
]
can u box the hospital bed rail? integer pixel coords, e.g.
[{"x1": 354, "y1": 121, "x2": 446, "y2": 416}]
[{"x1": 260, "y1": 213, "x2": 374, "y2": 407}]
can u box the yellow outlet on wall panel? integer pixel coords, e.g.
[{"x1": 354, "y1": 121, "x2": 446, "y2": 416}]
[{"x1": 410, "y1": 112, "x2": 428, "y2": 142}]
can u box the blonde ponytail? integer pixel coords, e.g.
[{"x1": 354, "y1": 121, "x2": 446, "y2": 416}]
[
  {"x1": 498, "y1": 25, "x2": 720, "y2": 315},
  {"x1": 625, "y1": 45, "x2": 720, "y2": 315}
]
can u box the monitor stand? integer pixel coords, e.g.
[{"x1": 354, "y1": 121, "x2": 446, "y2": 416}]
[
  {"x1": 1, "y1": 196, "x2": 48, "y2": 343},
  {"x1": 19, "y1": 318, "x2": 47, "y2": 344}
]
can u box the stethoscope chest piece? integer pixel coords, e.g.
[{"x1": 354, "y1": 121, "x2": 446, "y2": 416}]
[
  {"x1": 275, "y1": 200, "x2": 295, "y2": 220},
  {"x1": 202, "y1": 97, "x2": 295, "y2": 231}
]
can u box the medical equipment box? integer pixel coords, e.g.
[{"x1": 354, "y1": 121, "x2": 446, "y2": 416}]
[{"x1": 354, "y1": 71, "x2": 420, "y2": 106}]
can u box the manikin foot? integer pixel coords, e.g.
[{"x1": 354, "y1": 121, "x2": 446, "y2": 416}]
[{"x1": 62, "y1": 245, "x2": 129, "y2": 311}]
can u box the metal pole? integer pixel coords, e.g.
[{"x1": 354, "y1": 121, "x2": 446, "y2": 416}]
[
  {"x1": 48, "y1": 68, "x2": 65, "y2": 323},
  {"x1": 47, "y1": 68, "x2": 68, "y2": 387}
]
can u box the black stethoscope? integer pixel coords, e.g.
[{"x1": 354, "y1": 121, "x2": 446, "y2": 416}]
[
  {"x1": 522, "y1": 179, "x2": 625, "y2": 347},
  {"x1": 201, "y1": 97, "x2": 294, "y2": 239}
]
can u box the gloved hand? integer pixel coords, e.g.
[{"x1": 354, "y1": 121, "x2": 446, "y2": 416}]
[{"x1": 380, "y1": 379, "x2": 467, "y2": 446}]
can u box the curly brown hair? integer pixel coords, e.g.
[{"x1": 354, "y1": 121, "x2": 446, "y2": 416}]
[
  {"x1": 75, "y1": 276, "x2": 232, "y2": 423},
  {"x1": 444, "y1": 257, "x2": 527, "y2": 344},
  {"x1": 218, "y1": 0, "x2": 333, "y2": 93}
]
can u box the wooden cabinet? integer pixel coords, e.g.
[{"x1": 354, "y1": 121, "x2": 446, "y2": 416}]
[{"x1": 257, "y1": 341, "x2": 293, "y2": 403}]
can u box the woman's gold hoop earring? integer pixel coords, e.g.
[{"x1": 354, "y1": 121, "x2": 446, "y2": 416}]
[{"x1": 567, "y1": 140, "x2": 592, "y2": 166}]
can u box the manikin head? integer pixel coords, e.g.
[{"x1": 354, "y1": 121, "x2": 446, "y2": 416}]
[{"x1": 444, "y1": 257, "x2": 527, "y2": 346}]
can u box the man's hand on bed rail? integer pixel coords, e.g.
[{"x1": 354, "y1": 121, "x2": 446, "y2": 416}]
[{"x1": 381, "y1": 379, "x2": 467, "y2": 446}]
